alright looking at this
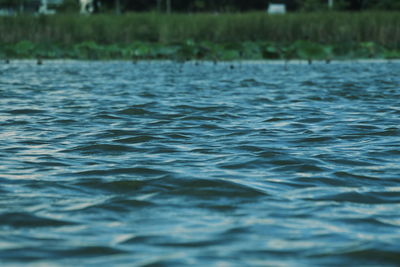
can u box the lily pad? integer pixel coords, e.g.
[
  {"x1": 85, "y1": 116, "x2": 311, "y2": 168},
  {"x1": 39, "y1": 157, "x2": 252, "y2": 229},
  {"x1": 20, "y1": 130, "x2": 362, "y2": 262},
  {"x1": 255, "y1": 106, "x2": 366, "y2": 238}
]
[{"x1": 293, "y1": 40, "x2": 330, "y2": 60}]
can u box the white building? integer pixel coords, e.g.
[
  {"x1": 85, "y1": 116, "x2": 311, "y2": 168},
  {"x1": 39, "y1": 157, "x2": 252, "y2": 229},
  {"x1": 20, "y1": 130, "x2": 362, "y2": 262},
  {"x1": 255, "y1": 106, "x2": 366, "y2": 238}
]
[
  {"x1": 39, "y1": 0, "x2": 63, "y2": 14},
  {"x1": 268, "y1": 3, "x2": 286, "y2": 14}
]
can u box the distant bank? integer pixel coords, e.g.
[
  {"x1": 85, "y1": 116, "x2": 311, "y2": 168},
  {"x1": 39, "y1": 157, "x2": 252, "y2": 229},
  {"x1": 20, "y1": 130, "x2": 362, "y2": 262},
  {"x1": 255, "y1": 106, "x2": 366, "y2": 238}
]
[{"x1": 1, "y1": 12, "x2": 399, "y2": 60}]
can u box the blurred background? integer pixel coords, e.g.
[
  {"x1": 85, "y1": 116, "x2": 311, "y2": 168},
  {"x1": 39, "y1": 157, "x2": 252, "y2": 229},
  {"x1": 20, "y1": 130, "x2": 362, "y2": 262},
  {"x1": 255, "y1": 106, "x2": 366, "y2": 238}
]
[{"x1": 0, "y1": 0, "x2": 399, "y2": 15}]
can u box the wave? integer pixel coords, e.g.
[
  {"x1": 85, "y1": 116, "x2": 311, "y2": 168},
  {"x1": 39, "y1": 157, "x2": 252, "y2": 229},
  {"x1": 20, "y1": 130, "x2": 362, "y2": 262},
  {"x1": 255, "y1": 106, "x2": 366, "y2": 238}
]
[{"x1": 0, "y1": 212, "x2": 75, "y2": 228}]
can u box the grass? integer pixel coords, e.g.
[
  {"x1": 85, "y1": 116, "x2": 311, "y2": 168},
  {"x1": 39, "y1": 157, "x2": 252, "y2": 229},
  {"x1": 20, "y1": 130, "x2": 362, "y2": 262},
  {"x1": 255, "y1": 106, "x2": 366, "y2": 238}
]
[{"x1": 1, "y1": 11, "x2": 400, "y2": 60}]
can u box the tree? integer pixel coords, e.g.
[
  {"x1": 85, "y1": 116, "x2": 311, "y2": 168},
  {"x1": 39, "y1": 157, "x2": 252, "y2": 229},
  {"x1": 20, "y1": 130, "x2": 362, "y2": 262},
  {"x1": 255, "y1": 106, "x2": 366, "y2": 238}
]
[
  {"x1": 0, "y1": 0, "x2": 41, "y2": 12},
  {"x1": 296, "y1": 0, "x2": 326, "y2": 11},
  {"x1": 56, "y1": 0, "x2": 79, "y2": 12},
  {"x1": 363, "y1": 0, "x2": 400, "y2": 10}
]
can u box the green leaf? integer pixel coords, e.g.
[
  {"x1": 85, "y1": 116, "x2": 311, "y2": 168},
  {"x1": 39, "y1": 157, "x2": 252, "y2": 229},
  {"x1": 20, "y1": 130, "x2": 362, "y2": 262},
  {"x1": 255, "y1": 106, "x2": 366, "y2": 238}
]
[
  {"x1": 293, "y1": 40, "x2": 330, "y2": 60},
  {"x1": 14, "y1": 41, "x2": 36, "y2": 58},
  {"x1": 262, "y1": 43, "x2": 281, "y2": 59},
  {"x1": 220, "y1": 49, "x2": 240, "y2": 61}
]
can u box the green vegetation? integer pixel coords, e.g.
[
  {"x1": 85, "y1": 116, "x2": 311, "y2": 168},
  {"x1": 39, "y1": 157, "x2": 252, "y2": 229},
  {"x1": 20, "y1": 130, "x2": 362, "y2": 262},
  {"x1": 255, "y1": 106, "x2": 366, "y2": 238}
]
[{"x1": 1, "y1": 12, "x2": 399, "y2": 60}]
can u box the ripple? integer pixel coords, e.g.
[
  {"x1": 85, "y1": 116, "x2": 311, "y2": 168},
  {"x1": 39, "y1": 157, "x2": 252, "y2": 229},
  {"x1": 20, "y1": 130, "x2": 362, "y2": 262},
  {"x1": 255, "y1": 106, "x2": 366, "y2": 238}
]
[
  {"x1": 5, "y1": 109, "x2": 46, "y2": 115},
  {"x1": 117, "y1": 107, "x2": 157, "y2": 116},
  {"x1": 1, "y1": 61, "x2": 400, "y2": 266},
  {"x1": 72, "y1": 177, "x2": 166, "y2": 193},
  {"x1": 64, "y1": 144, "x2": 135, "y2": 154},
  {"x1": 57, "y1": 246, "x2": 126, "y2": 258},
  {"x1": 218, "y1": 159, "x2": 266, "y2": 169},
  {"x1": 316, "y1": 248, "x2": 400, "y2": 265},
  {"x1": 308, "y1": 191, "x2": 400, "y2": 204},
  {"x1": 0, "y1": 212, "x2": 75, "y2": 228},
  {"x1": 333, "y1": 171, "x2": 380, "y2": 181},
  {"x1": 296, "y1": 136, "x2": 337, "y2": 143},
  {"x1": 114, "y1": 135, "x2": 161, "y2": 144},
  {"x1": 165, "y1": 177, "x2": 269, "y2": 198},
  {"x1": 158, "y1": 238, "x2": 228, "y2": 248},
  {"x1": 74, "y1": 167, "x2": 170, "y2": 177}
]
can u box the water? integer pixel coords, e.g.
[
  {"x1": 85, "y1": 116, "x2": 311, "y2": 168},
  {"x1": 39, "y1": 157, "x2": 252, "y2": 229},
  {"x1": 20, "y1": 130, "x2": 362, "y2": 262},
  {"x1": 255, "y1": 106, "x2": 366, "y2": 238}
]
[{"x1": 1, "y1": 60, "x2": 400, "y2": 266}]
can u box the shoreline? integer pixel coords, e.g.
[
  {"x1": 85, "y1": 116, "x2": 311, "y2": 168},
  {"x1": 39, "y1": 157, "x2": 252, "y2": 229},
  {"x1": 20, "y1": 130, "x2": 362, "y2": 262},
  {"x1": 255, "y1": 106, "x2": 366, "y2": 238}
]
[
  {"x1": 1, "y1": 40, "x2": 399, "y2": 61},
  {"x1": 3, "y1": 59, "x2": 400, "y2": 64}
]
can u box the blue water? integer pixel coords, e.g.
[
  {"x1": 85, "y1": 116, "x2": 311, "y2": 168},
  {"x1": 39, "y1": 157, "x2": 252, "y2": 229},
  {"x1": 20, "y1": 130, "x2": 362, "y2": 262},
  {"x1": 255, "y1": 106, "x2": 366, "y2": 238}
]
[{"x1": 1, "y1": 60, "x2": 400, "y2": 266}]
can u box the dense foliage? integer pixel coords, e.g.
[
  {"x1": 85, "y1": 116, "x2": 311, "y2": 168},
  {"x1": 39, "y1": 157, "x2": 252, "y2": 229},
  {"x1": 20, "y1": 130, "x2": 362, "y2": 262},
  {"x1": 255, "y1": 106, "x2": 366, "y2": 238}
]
[
  {"x1": 2, "y1": 39, "x2": 399, "y2": 61},
  {"x1": 2, "y1": 0, "x2": 399, "y2": 13},
  {"x1": 0, "y1": 12, "x2": 399, "y2": 60},
  {"x1": 91, "y1": 0, "x2": 400, "y2": 12},
  {"x1": 1, "y1": 12, "x2": 399, "y2": 47}
]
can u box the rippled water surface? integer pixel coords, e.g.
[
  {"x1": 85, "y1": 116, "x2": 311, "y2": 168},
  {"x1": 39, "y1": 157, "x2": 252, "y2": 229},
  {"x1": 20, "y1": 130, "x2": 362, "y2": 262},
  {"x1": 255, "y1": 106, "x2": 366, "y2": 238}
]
[{"x1": 1, "y1": 60, "x2": 400, "y2": 266}]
